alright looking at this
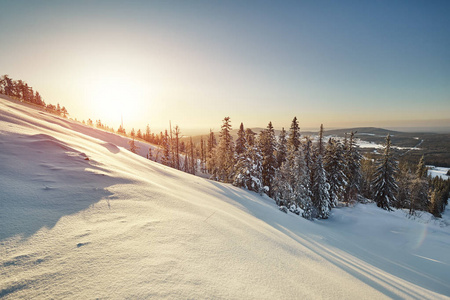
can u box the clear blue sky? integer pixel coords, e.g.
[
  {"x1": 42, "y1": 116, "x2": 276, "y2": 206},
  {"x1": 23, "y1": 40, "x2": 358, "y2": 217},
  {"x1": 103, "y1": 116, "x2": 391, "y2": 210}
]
[{"x1": 1, "y1": 0, "x2": 449, "y2": 134}]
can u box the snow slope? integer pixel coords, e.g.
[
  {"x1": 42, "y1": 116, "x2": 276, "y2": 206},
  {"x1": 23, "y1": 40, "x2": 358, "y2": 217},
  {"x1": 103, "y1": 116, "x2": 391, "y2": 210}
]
[{"x1": 1, "y1": 96, "x2": 450, "y2": 299}]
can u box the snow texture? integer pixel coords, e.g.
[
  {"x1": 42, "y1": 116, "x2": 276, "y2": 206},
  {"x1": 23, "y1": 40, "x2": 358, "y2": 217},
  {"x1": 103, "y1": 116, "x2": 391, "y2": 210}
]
[{"x1": 1, "y1": 96, "x2": 450, "y2": 299}]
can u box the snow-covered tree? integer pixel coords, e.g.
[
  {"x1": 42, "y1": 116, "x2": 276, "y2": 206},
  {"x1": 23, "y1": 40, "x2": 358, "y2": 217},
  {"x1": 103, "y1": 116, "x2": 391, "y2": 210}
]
[
  {"x1": 235, "y1": 122, "x2": 246, "y2": 156},
  {"x1": 273, "y1": 143, "x2": 312, "y2": 218},
  {"x1": 234, "y1": 138, "x2": 263, "y2": 194},
  {"x1": 303, "y1": 136, "x2": 314, "y2": 199},
  {"x1": 396, "y1": 162, "x2": 413, "y2": 209},
  {"x1": 147, "y1": 147, "x2": 153, "y2": 160},
  {"x1": 372, "y1": 134, "x2": 398, "y2": 210},
  {"x1": 214, "y1": 117, "x2": 234, "y2": 182},
  {"x1": 206, "y1": 129, "x2": 217, "y2": 174},
  {"x1": 276, "y1": 127, "x2": 287, "y2": 168},
  {"x1": 161, "y1": 130, "x2": 171, "y2": 166},
  {"x1": 324, "y1": 138, "x2": 347, "y2": 208},
  {"x1": 128, "y1": 138, "x2": 139, "y2": 154},
  {"x1": 416, "y1": 155, "x2": 427, "y2": 179},
  {"x1": 259, "y1": 121, "x2": 277, "y2": 196},
  {"x1": 360, "y1": 157, "x2": 375, "y2": 200},
  {"x1": 311, "y1": 125, "x2": 330, "y2": 218},
  {"x1": 234, "y1": 123, "x2": 250, "y2": 188},
  {"x1": 245, "y1": 128, "x2": 257, "y2": 147},
  {"x1": 344, "y1": 131, "x2": 362, "y2": 204},
  {"x1": 287, "y1": 117, "x2": 301, "y2": 152},
  {"x1": 313, "y1": 154, "x2": 330, "y2": 219}
]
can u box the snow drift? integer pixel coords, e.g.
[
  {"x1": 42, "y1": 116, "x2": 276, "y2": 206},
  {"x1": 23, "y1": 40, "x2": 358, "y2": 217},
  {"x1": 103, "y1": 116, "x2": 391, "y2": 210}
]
[{"x1": 1, "y1": 96, "x2": 449, "y2": 299}]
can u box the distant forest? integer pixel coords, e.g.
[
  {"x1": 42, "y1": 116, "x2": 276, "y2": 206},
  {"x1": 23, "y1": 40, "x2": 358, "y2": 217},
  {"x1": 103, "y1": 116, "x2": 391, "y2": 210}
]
[
  {"x1": 2, "y1": 75, "x2": 448, "y2": 220},
  {"x1": 0, "y1": 75, "x2": 68, "y2": 117}
]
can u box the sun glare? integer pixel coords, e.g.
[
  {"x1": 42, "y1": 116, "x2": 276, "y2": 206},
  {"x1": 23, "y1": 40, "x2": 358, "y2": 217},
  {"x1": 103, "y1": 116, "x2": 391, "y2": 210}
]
[{"x1": 86, "y1": 75, "x2": 143, "y2": 128}]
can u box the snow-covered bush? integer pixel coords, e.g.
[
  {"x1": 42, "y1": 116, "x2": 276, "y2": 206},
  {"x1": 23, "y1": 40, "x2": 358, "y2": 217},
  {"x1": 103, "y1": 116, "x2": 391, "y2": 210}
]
[{"x1": 279, "y1": 206, "x2": 288, "y2": 213}]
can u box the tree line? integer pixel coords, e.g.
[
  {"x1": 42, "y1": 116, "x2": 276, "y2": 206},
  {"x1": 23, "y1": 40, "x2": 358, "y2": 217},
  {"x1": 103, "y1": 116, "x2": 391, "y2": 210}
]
[
  {"x1": 156, "y1": 116, "x2": 449, "y2": 220},
  {"x1": 117, "y1": 115, "x2": 448, "y2": 220},
  {"x1": 0, "y1": 75, "x2": 68, "y2": 117}
]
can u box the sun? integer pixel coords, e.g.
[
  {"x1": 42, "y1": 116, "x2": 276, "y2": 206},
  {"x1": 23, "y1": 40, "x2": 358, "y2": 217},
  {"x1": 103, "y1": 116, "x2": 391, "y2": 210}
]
[{"x1": 86, "y1": 75, "x2": 142, "y2": 129}]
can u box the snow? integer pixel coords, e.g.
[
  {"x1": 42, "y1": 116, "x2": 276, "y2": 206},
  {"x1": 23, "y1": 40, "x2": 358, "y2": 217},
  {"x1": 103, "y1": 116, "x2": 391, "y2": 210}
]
[
  {"x1": 428, "y1": 166, "x2": 450, "y2": 180},
  {"x1": 1, "y1": 96, "x2": 450, "y2": 299}
]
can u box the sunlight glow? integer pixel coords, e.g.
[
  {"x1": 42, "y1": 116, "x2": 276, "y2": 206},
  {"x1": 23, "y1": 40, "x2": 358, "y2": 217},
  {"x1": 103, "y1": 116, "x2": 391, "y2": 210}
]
[{"x1": 84, "y1": 74, "x2": 146, "y2": 129}]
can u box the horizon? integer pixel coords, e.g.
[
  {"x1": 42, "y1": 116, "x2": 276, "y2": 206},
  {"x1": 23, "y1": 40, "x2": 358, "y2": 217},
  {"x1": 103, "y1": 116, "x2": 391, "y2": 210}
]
[{"x1": 1, "y1": 1, "x2": 449, "y2": 135}]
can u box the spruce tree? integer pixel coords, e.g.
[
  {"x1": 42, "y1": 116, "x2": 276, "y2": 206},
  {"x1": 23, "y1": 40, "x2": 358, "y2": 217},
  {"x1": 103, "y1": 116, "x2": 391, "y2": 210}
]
[
  {"x1": 233, "y1": 123, "x2": 249, "y2": 188},
  {"x1": 303, "y1": 136, "x2": 314, "y2": 204},
  {"x1": 409, "y1": 155, "x2": 429, "y2": 214},
  {"x1": 313, "y1": 154, "x2": 330, "y2": 219},
  {"x1": 215, "y1": 117, "x2": 234, "y2": 182},
  {"x1": 148, "y1": 147, "x2": 153, "y2": 160},
  {"x1": 372, "y1": 134, "x2": 398, "y2": 210},
  {"x1": 245, "y1": 128, "x2": 256, "y2": 147},
  {"x1": 324, "y1": 138, "x2": 347, "y2": 208},
  {"x1": 235, "y1": 123, "x2": 246, "y2": 156},
  {"x1": 416, "y1": 155, "x2": 427, "y2": 179},
  {"x1": 128, "y1": 137, "x2": 139, "y2": 154},
  {"x1": 287, "y1": 117, "x2": 301, "y2": 152},
  {"x1": 396, "y1": 162, "x2": 413, "y2": 209},
  {"x1": 344, "y1": 131, "x2": 362, "y2": 204},
  {"x1": 206, "y1": 129, "x2": 217, "y2": 175},
  {"x1": 259, "y1": 121, "x2": 277, "y2": 196},
  {"x1": 276, "y1": 127, "x2": 287, "y2": 168},
  {"x1": 162, "y1": 130, "x2": 171, "y2": 166},
  {"x1": 360, "y1": 158, "x2": 375, "y2": 200},
  {"x1": 311, "y1": 125, "x2": 330, "y2": 218}
]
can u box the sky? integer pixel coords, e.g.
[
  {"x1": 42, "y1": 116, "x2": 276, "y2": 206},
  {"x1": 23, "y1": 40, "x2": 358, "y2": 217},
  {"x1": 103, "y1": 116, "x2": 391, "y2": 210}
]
[{"x1": 1, "y1": 0, "x2": 449, "y2": 134}]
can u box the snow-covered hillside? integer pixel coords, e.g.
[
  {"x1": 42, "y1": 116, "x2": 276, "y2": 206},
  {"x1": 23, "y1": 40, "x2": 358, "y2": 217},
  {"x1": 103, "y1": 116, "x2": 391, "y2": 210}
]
[{"x1": 1, "y1": 96, "x2": 450, "y2": 299}]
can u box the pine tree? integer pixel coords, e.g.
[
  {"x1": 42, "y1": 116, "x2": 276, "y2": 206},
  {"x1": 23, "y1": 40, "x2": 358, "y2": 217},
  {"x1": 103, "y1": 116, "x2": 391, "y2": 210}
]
[
  {"x1": 200, "y1": 136, "x2": 206, "y2": 173},
  {"x1": 303, "y1": 136, "x2": 314, "y2": 203},
  {"x1": 234, "y1": 139, "x2": 263, "y2": 193},
  {"x1": 233, "y1": 123, "x2": 249, "y2": 188},
  {"x1": 162, "y1": 130, "x2": 171, "y2": 166},
  {"x1": 61, "y1": 106, "x2": 68, "y2": 118},
  {"x1": 173, "y1": 125, "x2": 181, "y2": 170},
  {"x1": 128, "y1": 138, "x2": 139, "y2": 154},
  {"x1": 148, "y1": 147, "x2": 153, "y2": 160},
  {"x1": 429, "y1": 189, "x2": 441, "y2": 218},
  {"x1": 287, "y1": 117, "x2": 301, "y2": 152},
  {"x1": 235, "y1": 123, "x2": 246, "y2": 156},
  {"x1": 246, "y1": 143, "x2": 264, "y2": 193},
  {"x1": 206, "y1": 129, "x2": 217, "y2": 175},
  {"x1": 145, "y1": 124, "x2": 151, "y2": 142},
  {"x1": 259, "y1": 121, "x2": 277, "y2": 196},
  {"x1": 344, "y1": 131, "x2": 362, "y2": 204},
  {"x1": 360, "y1": 157, "x2": 375, "y2": 200},
  {"x1": 324, "y1": 138, "x2": 347, "y2": 208},
  {"x1": 276, "y1": 127, "x2": 287, "y2": 168},
  {"x1": 372, "y1": 134, "x2": 398, "y2": 210},
  {"x1": 311, "y1": 125, "x2": 330, "y2": 218},
  {"x1": 313, "y1": 154, "x2": 330, "y2": 219},
  {"x1": 215, "y1": 117, "x2": 234, "y2": 182},
  {"x1": 396, "y1": 162, "x2": 413, "y2": 209},
  {"x1": 189, "y1": 137, "x2": 195, "y2": 175},
  {"x1": 416, "y1": 155, "x2": 427, "y2": 179},
  {"x1": 245, "y1": 128, "x2": 256, "y2": 147}
]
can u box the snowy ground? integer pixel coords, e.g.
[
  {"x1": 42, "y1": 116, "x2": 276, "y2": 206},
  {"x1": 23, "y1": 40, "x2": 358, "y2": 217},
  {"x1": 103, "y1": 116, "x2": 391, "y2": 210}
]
[
  {"x1": 1, "y1": 96, "x2": 450, "y2": 299},
  {"x1": 428, "y1": 166, "x2": 450, "y2": 180}
]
